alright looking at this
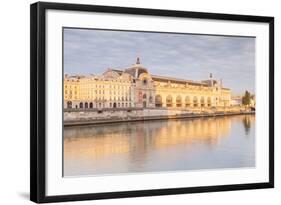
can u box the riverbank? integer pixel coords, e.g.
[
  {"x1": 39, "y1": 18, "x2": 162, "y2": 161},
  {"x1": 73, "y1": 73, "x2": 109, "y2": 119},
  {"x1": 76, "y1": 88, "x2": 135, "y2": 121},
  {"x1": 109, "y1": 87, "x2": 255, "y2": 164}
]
[{"x1": 64, "y1": 109, "x2": 255, "y2": 127}]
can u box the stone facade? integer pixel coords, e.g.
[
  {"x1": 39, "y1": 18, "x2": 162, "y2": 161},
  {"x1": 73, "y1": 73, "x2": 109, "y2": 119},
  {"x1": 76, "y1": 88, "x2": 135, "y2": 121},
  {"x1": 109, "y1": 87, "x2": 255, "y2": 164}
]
[{"x1": 64, "y1": 57, "x2": 231, "y2": 109}]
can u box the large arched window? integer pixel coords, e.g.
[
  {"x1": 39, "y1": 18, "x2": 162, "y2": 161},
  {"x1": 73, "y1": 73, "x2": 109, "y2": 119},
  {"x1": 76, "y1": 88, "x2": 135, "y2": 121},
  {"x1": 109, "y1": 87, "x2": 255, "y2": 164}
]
[
  {"x1": 85, "y1": 102, "x2": 88, "y2": 109},
  {"x1": 89, "y1": 102, "x2": 93, "y2": 108},
  {"x1": 166, "y1": 95, "x2": 173, "y2": 107},
  {"x1": 185, "y1": 96, "x2": 191, "y2": 107},
  {"x1": 67, "y1": 101, "x2": 72, "y2": 109},
  {"x1": 155, "y1": 95, "x2": 162, "y2": 107},
  {"x1": 176, "y1": 95, "x2": 182, "y2": 107},
  {"x1": 200, "y1": 97, "x2": 205, "y2": 107},
  {"x1": 193, "y1": 97, "x2": 198, "y2": 107},
  {"x1": 79, "y1": 102, "x2": 83, "y2": 109}
]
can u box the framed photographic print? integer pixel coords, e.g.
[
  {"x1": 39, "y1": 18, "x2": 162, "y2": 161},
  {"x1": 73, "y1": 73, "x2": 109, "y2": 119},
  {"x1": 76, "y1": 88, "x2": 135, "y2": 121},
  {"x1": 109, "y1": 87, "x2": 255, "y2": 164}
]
[{"x1": 30, "y1": 2, "x2": 274, "y2": 203}]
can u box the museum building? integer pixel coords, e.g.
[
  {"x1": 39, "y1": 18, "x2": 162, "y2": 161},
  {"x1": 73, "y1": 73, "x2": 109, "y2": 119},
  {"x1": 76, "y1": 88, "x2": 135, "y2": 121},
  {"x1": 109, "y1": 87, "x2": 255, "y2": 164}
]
[{"x1": 64, "y1": 58, "x2": 231, "y2": 109}]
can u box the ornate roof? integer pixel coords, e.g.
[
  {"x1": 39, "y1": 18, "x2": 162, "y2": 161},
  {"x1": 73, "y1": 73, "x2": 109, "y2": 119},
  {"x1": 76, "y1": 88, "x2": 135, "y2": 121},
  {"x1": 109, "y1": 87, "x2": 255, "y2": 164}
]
[
  {"x1": 102, "y1": 69, "x2": 121, "y2": 79},
  {"x1": 64, "y1": 57, "x2": 230, "y2": 90},
  {"x1": 151, "y1": 75, "x2": 208, "y2": 86},
  {"x1": 124, "y1": 57, "x2": 148, "y2": 78}
]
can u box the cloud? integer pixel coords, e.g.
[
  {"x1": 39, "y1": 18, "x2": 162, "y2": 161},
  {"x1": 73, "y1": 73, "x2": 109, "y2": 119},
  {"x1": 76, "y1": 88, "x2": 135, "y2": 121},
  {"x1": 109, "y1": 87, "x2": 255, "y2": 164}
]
[{"x1": 64, "y1": 28, "x2": 255, "y2": 94}]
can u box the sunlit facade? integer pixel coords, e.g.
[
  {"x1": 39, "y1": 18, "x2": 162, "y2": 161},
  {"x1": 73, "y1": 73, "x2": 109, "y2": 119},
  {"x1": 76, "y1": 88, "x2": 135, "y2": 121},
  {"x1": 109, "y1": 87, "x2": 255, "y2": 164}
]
[{"x1": 64, "y1": 57, "x2": 231, "y2": 109}]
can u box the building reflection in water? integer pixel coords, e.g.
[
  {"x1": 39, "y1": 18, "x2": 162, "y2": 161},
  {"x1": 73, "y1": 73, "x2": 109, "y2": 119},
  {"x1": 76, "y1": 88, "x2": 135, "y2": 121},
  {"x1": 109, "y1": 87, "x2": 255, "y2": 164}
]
[
  {"x1": 64, "y1": 114, "x2": 255, "y2": 176},
  {"x1": 242, "y1": 115, "x2": 253, "y2": 135}
]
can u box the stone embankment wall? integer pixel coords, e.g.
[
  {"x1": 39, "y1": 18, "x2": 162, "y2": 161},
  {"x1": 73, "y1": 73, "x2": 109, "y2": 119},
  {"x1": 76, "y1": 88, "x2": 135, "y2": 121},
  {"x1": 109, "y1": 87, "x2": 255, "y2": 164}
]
[{"x1": 64, "y1": 106, "x2": 253, "y2": 126}]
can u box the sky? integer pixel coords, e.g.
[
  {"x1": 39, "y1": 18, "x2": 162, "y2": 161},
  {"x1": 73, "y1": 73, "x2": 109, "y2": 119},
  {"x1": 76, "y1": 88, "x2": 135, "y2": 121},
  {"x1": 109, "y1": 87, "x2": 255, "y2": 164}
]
[{"x1": 64, "y1": 28, "x2": 255, "y2": 95}]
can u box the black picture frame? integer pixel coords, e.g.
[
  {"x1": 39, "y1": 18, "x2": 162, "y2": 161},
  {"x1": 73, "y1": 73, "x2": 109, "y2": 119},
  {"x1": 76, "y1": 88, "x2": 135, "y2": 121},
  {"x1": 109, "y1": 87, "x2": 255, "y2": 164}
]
[{"x1": 30, "y1": 1, "x2": 274, "y2": 203}]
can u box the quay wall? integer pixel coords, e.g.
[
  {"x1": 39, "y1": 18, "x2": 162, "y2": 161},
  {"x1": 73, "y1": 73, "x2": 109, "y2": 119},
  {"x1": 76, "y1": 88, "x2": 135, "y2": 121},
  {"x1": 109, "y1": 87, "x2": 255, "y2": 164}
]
[{"x1": 64, "y1": 106, "x2": 254, "y2": 126}]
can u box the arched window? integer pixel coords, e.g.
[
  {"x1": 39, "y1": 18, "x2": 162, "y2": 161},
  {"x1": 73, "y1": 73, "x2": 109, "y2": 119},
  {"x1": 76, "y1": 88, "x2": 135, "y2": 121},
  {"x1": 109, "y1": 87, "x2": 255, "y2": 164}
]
[
  {"x1": 143, "y1": 94, "x2": 147, "y2": 99},
  {"x1": 207, "y1": 97, "x2": 212, "y2": 107},
  {"x1": 176, "y1": 96, "x2": 182, "y2": 107},
  {"x1": 193, "y1": 97, "x2": 198, "y2": 107},
  {"x1": 85, "y1": 102, "x2": 88, "y2": 109},
  {"x1": 89, "y1": 102, "x2": 93, "y2": 108},
  {"x1": 155, "y1": 95, "x2": 162, "y2": 107},
  {"x1": 166, "y1": 95, "x2": 173, "y2": 107},
  {"x1": 185, "y1": 96, "x2": 190, "y2": 107},
  {"x1": 200, "y1": 97, "x2": 205, "y2": 107},
  {"x1": 67, "y1": 101, "x2": 72, "y2": 109},
  {"x1": 79, "y1": 102, "x2": 83, "y2": 109}
]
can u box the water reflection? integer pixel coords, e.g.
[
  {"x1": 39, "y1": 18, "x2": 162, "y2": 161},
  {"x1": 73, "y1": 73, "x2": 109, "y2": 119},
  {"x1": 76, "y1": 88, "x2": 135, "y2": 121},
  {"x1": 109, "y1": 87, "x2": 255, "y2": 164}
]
[
  {"x1": 242, "y1": 115, "x2": 252, "y2": 135},
  {"x1": 64, "y1": 114, "x2": 255, "y2": 176}
]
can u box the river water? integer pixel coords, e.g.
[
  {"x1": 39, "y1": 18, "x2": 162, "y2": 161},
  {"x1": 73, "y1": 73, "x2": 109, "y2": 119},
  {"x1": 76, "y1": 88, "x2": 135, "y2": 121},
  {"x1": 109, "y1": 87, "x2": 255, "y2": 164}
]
[{"x1": 64, "y1": 114, "x2": 255, "y2": 177}]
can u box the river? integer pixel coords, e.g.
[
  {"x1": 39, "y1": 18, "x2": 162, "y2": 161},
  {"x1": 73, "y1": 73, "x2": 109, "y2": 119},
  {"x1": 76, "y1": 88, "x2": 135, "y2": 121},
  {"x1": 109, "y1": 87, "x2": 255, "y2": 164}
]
[{"x1": 64, "y1": 114, "x2": 255, "y2": 176}]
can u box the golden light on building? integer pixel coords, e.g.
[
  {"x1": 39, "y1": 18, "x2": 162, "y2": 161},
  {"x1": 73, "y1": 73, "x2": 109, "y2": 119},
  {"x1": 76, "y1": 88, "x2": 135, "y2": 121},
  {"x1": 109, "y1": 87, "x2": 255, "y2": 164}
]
[{"x1": 64, "y1": 57, "x2": 231, "y2": 110}]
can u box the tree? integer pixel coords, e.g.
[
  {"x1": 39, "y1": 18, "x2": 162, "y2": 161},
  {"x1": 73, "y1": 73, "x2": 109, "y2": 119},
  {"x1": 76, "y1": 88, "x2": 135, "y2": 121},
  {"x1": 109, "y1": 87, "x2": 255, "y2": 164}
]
[{"x1": 242, "y1": 90, "x2": 251, "y2": 105}]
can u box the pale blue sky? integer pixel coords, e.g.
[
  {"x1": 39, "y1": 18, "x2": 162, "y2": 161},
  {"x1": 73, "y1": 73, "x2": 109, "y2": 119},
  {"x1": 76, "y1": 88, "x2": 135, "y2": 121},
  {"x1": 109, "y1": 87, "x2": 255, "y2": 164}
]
[{"x1": 64, "y1": 28, "x2": 255, "y2": 95}]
